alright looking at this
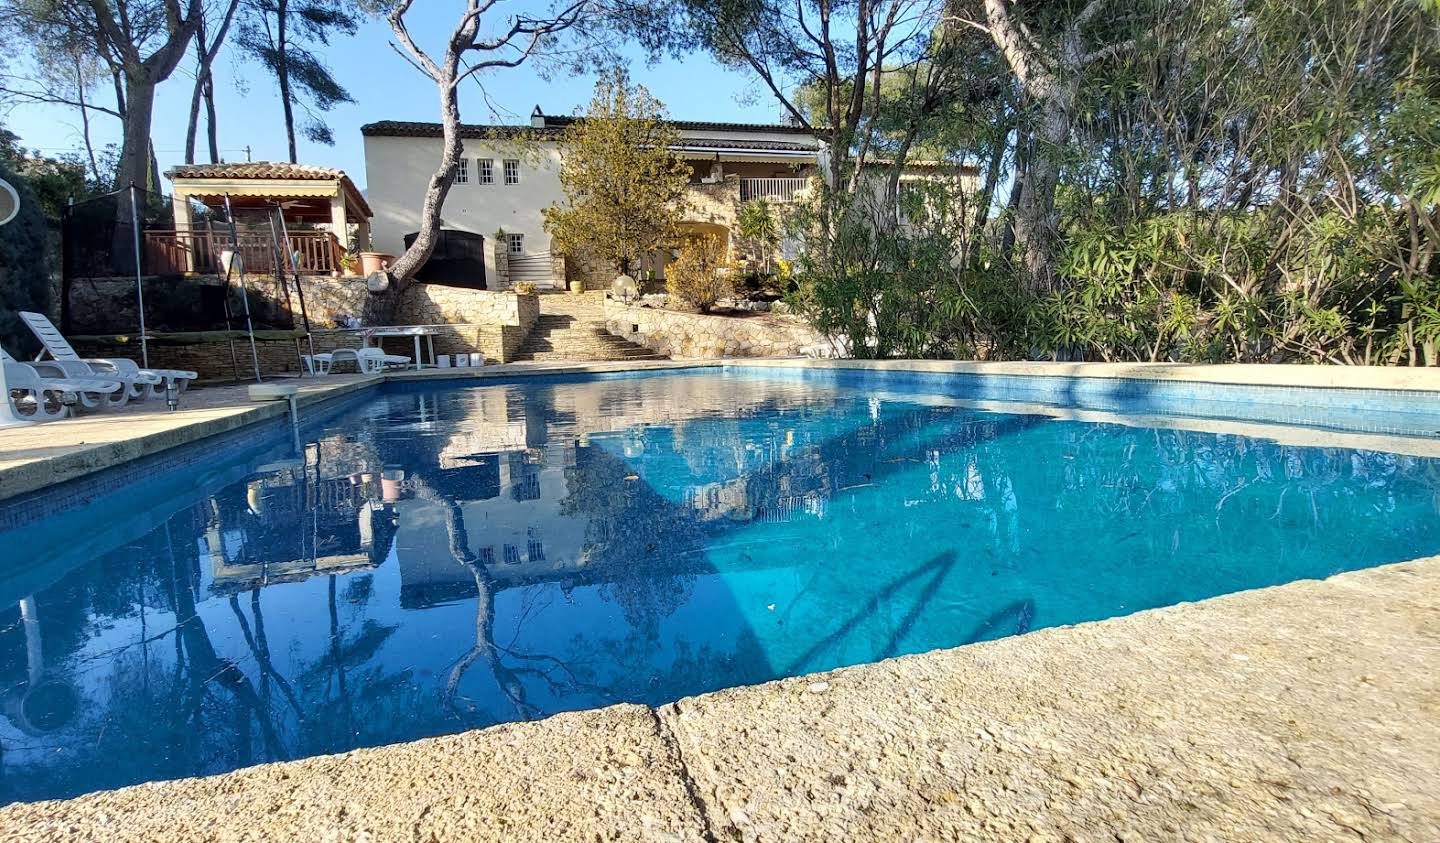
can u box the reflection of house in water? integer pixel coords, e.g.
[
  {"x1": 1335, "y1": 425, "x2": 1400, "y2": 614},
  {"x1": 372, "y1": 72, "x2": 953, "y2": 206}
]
[
  {"x1": 207, "y1": 458, "x2": 398, "y2": 594},
  {"x1": 384, "y1": 375, "x2": 861, "y2": 609},
  {"x1": 395, "y1": 450, "x2": 593, "y2": 608}
]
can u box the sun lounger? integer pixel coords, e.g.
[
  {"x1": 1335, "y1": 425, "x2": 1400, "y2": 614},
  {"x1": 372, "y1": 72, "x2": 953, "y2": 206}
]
[
  {"x1": 2, "y1": 348, "x2": 124, "y2": 419},
  {"x1": 19, "y1": 311, "x2": 198, "y2": 400},
  {"x1": 304, "y1": 347, "x2": 411, "y2": 375}
]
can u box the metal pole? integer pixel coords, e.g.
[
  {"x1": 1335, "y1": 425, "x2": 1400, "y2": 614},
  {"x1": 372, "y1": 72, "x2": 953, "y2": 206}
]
[
  {"x1": 222, "y1": 194, "x2": 263, "y2": 383},
  {"x1": 265, "y1": 212, "x2": 306, "y2": 376},
  {"x1": 210, "y1": 217, "x2": 243, "y2": 381},
  {"x1": 129, "y1": 184, "x2": 150, "y2": 368},
  {"x1": 274, "y1": 203, "x2": 318, "y2": 370}
]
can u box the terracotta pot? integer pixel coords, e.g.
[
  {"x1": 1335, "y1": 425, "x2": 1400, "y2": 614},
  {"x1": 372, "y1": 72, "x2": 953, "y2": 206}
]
[{"x1": 359, "y1": 251, "x2": 394, "y2": 275}]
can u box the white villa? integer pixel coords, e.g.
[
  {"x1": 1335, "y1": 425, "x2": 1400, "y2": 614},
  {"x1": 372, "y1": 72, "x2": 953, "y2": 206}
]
[
  {"x1": 363, "y1": 108, "x2": 825, "y2": 289},
  {"x1": 362, "y1": 108, "x2": 975, "y2": 291}
]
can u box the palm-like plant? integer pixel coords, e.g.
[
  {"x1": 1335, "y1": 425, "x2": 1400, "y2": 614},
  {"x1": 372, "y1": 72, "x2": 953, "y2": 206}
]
[{"x1": 737, "y1": 199, "x2": 779, "y2": 273}]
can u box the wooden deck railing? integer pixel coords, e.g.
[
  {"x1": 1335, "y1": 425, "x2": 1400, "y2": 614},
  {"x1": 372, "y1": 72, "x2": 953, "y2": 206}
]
[
  {"x1": 739, "y1": 177, "x2": 811, "y2": 202},
  {"x1": 143, "y1": 229, "x2": 342, "y2": 276}
]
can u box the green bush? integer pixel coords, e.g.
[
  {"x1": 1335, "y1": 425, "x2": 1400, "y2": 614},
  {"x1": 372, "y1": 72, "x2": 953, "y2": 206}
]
[{"x1": 0, "y1": 161, "x2": 50, "y2": 358}]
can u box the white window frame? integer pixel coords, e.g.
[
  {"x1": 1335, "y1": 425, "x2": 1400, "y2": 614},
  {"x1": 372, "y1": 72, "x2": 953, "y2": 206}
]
[
  {"x1": 454, "y1": 157, "x2": 469, "y2": 184},
  {"x1": 477, "y1": 158, "x2": 494, "y2": 185},
  {"x1": 506, "y1": 233, "x2": 525, "y2": 255},
  {"x1": 503, "y1": 159, "x2": 520, "y2": 185}
]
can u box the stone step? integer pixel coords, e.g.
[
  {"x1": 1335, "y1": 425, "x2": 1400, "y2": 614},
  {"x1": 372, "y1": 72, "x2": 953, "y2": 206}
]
[{"x1": 514, "y1": 294, "x2": 661, "y2": 362}]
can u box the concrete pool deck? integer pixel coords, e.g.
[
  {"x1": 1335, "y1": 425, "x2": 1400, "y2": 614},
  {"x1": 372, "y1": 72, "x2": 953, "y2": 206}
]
[{"x1": 2, "y1": 557, "x2": 1436, "y2": 842}]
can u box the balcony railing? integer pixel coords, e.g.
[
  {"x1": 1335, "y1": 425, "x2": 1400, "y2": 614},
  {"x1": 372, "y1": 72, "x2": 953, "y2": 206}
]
[
  {"x1": 143, "y1": 229, "x2": 342, "y2": 276},
  {"x1": 739, "y1": 177, "x2": 811, "y2": 203}
]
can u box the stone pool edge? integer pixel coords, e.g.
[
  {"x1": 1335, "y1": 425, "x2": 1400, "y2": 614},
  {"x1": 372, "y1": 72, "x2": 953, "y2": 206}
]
[
  {"x1": 2, "y1": 555, "x2": 1436, "y2": 842},
  {"x1": 4, "y1": 357, "x2": 1440, "y2": 503}
]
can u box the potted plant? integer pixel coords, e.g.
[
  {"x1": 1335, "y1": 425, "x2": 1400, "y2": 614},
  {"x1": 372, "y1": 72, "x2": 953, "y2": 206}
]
[{"x1": 359, "y1": 251, "x2": 394, "y2": 275}]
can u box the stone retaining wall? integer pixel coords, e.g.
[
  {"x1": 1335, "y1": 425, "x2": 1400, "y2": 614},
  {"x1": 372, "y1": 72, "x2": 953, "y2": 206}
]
[
  {"x1": 69, "y1": 287, "x2": 541, "y2": 380},
  {"x1": 396, "y1": 285, "x2": 538, "y2": 331},
  {"x1": 604, "y1": 298, "x2": 829, "y2": 359},
  {"x1": 51, "y1": 274, "x2": 371, "y2": 334}
]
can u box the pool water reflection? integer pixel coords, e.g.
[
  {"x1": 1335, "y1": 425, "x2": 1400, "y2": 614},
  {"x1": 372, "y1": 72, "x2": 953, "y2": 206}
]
[{"x1": 1, "y1": 370, "x2": 1438, "y2": 803}]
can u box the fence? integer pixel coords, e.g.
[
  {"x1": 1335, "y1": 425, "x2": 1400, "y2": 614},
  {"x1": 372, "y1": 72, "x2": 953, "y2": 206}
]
[
  {"x1": 739, "y1": 178, "x2": 810, "y2": 202},
  {"x1": 143, "y1": 228, "x2": 341, "y2": 275},
  {"x1": 61, "y1": 192, "x2": 305, "y2": 333}
]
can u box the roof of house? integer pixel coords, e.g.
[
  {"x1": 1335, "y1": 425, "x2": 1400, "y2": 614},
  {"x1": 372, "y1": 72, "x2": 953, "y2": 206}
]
[
  {"x1": 164, "y1": 161, "x2": 372, "y2": 217},
  {"x1": 166, "y1": 161, "x2": 351, "y2": 180},
  {"x1": 361, "y1": 121, "x2": 563, "y2": 139},
  {"x1": 672, "y1": 137, "x2": 817, "y2": 153},
  {"x1": 362, "y1": 115, "x2": 816, "y2": 140},
  {"x1": 538, "y1": 114, "x2": 814, "y2": 135}
]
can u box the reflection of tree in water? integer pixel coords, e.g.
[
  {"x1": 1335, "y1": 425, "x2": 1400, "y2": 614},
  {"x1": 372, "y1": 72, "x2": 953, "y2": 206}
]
[{"x1": 561, "y1": 447, "x2": 703, "y2": 638}]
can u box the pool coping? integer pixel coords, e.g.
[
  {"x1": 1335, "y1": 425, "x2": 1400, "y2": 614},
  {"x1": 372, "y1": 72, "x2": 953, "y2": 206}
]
[
  {"x1": 3, "y1": 556, "x2": 1436, "y2": 841},
  {"x1": 2, "y1": 357, "x2": 1439, "y2": 503}
]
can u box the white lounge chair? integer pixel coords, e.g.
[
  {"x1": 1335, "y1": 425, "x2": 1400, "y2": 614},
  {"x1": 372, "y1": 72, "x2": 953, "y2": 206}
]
[
  {"x1": 305, "y1": 347, "x2": 410, "y2": 375},
  {"x1": 19, "y1": 311, "x2": 198, "y2": 400},
  {"x1": 2, "y1": 349, "x2": 124, "y2": 419}
]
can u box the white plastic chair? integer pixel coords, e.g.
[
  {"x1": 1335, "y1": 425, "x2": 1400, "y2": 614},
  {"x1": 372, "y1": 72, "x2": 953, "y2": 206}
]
[
  {"x1": 306, "y1": 347, "x2": 410, "y2": 375},
  {"x1": 19, "y1": 311, "x2": 198, "y2": 400}
]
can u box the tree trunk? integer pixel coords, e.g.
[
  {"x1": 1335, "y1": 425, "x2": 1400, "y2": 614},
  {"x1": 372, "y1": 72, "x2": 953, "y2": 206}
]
[
  {"x1": 184, "y1": 19, "x2": 208, "y2": 165},
  {"x1": 115, "y1": 78, "x2": 157, "y2": 195},
  {"x1": 75, "y1": 60, "x2": 102, "y2": 184},
  {"x1": 277, "y1": 0, "x2": 297, "y2": 164},
  {"x1": 1011, "y1": 84, "x2": 1074, "y2": 292},
  {"x1": 114, "y1": 79, "x2": 157, "y2": 273},
  {"x1": 365, "y1": 78, "x2": 461, "y2": 324},
  {"x1": 204, "y1": 75, "x2": 220, "y2": 162}
]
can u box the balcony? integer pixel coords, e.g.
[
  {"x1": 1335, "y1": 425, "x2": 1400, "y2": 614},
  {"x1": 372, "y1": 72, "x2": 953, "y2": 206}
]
[
  {"x1": 739, "y1": 178, "x2": 811, "y2": 203},
  {"x1": 143, "y1": 228, "x2": 343, "y2": 276}
]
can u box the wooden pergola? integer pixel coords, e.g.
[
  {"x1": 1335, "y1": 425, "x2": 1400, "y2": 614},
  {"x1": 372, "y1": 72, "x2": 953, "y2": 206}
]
[{"x1": 154, "y1": 162, "x2": 373, "y2": 275}]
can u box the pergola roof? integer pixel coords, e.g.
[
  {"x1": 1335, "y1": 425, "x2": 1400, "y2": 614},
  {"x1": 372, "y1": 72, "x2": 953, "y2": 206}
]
[{"x1": 165, "y1": 161, "x2": 372, "y2": 219}]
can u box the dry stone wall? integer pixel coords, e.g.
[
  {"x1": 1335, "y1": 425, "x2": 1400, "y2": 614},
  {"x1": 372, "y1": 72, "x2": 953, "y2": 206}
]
[
  {"x1": 604, "y1": 298, "x2": 830, "y2": 359},
  {"x1": 68, "y1": 286, "x2": 541, "y2": 380}
]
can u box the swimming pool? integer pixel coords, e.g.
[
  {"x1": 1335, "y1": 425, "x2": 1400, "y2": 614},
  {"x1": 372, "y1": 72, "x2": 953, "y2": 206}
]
[{"x1": 2, "y1": 367, "x2": 1438, "y2": 803}]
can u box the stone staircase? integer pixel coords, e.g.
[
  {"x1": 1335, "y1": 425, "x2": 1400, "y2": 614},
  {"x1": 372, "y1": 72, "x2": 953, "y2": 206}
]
[{"x1": 511, "y1": 291, "x2": 666, "y2": 362}]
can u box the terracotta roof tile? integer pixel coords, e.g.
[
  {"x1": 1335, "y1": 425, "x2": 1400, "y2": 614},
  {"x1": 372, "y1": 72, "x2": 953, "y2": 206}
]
[{"x1": 165, "y1": 162, "x2": 351, "y2": 180}]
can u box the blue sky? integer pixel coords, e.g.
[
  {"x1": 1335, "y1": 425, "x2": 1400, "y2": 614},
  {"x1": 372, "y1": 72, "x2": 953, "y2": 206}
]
[{"x1": 3, "y1": 7, "x2": 786, "y2": 192}]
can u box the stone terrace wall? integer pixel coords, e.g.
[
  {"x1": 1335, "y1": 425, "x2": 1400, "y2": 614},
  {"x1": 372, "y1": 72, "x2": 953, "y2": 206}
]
[
  {"x1": 396, "y1": 285, "x2": 539, "y2": 363},
  {"x1": 396, "y1": 284, "x2": 538, "y2": 329},
  {"x1": 69, "y1": 286, "x2": 541, "y2": 380},
  {"x1": 52, "y1": 274, "x2": 371, "y2": 334},
  {"x1": 604, "y1": 298, "x2": 829, "y2": 359}
]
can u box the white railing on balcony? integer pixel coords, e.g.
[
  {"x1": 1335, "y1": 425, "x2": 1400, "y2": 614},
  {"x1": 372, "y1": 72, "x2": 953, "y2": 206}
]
[{"x1": 740, "y1": 177, "x2": 810, "y2": 203}]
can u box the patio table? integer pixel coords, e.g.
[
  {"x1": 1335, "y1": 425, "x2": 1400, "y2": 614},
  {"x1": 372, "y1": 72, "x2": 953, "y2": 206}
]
[{"x1": 364, "y1": 326, "x2": 439, "y2": 371}]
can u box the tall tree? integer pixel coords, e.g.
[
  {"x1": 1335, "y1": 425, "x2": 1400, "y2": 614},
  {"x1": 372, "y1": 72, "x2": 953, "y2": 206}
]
[
  {"x1": 955, "y1": 0, "x2": 1141, "y2": 290},
  {"x1": 184, "y1": 0, "x2": 242, "y2": 164},
  {"x1": 655, "y1": 0, "x2": 945, "y2": 193},
  {"x1": 378, "y1": 0, "x2": 595, "y2": 297},
  {"x1": 237, "y1": 0, "x2": 359, "y2": 163},
  {"x1": 0, "y1": 6, "x2": 125, "y2": 186},
  {"x1": 87, "y1": 0, "x2": 204, "y2": 196},
  {"x1": 543, "y1": 69, "x2": 691, "y2": 279}
]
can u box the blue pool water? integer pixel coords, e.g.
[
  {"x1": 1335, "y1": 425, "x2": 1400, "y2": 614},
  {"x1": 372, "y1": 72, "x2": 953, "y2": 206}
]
[{"x1": 1, "y1": 369, "x2": 1438, "y2": 803}]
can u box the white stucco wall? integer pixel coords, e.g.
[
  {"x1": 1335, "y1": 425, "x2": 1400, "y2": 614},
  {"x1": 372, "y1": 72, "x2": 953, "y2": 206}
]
[{"x1": 363, "y1": 135, "x2": 565, "y2": 258}]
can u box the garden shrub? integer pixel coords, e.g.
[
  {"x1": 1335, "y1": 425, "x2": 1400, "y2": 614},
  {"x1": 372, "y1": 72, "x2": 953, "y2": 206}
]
[{"x1": 665, "y1": 236, "x2": 731, "y2": 313}]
